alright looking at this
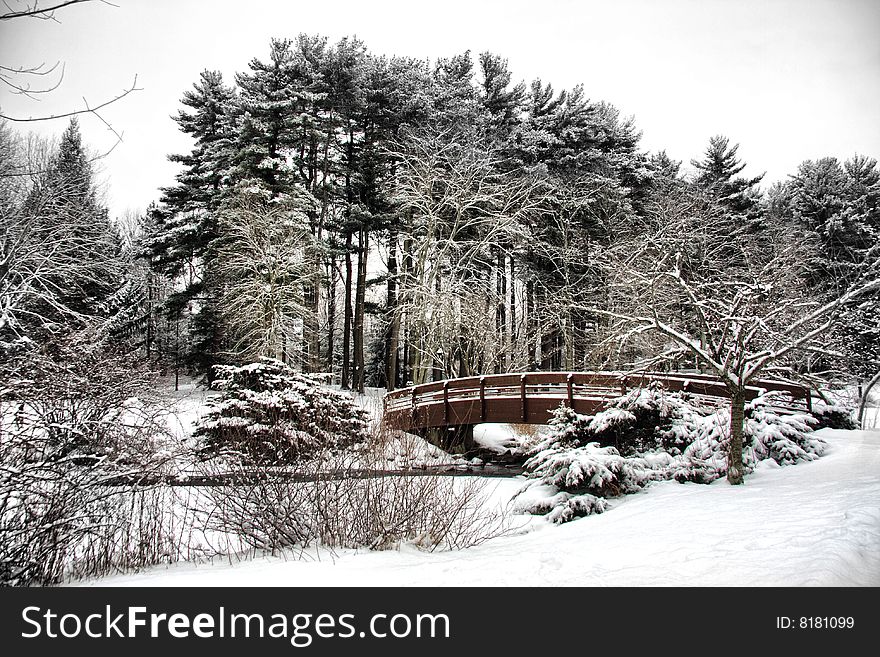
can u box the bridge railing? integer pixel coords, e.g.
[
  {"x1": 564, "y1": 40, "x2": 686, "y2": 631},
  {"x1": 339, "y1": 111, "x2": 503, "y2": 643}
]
[{"x1": 383, "y1": 371, "x2": 811, "y2": 432}]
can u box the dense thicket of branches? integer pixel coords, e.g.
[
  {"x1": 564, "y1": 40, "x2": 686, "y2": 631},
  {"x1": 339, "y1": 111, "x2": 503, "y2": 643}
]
[{"x1": 132, "y1": 34, "x2": 877, "y2": 407}]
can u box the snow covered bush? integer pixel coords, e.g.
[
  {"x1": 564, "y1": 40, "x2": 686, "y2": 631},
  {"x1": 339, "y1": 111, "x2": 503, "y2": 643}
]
[
  {"x1": 0, "y1": 334, "x2": 167, "y2": 465},
  {"x1": 747, "y1": 394, "x2": 826, "y2": 463},
  {"x1": 194, "y1": 358, "x2": 369, "y2": 464},
  {"x1": 515, "y1": 395, "x2": 676, "y2": 523},
  {"x1": 521, "y1": 490, "x2": 609, "y2": 525},
  {"x1": 516, "y1": 435, "x2": 675, "y2": 523},
  {"x1": 541, "y1": 383, "x2": 704, "y2": 456},
  {"x1": 199, "y1": 436, "x2": 512, "y2": 554},
  {"x1": 810, "y1": 399, "x2": 857, "y2": 430},
  {"x1": 519, "y1": 387, "x2": 831, "y2": 522},
  {"x1": 674, "y1": 393, "x2": 827, "y2": 483},
  {"x1": 515, "y1": 441, "x2": 660, "y2": 523},
  {"x1": 523, "y1": 442, "x2": 652, "y2": 497}
]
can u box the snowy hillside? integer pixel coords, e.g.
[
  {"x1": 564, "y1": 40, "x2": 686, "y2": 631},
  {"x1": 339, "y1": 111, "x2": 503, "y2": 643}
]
[{"x1": 84, "y1": 427, "x2": 880, "y2": 587}]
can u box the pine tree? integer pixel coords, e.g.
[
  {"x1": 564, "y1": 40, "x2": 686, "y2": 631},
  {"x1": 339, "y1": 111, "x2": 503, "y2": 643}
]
[
  {"x1": 478, "y1": 52, "x2": 525, "y2": 142},
  {"x1": 691, "y1": 135, "x2": 764, "y2": 217},
  {"x1": 144, "y1": 70, "x2": 237, "y2": 376},
  {"x1": 786, "y1": 156, "x2": 877, "y2": 287},
  {"x1": 231, "y1": 39, "x2": 307, "y2": 194},
  {"x1": 151, "y1": 70, "x2": 236, "y2": 273},
  {"x1": 512, "y1": 80, "x2": 649, "y2": 370},
  {"x1": 22, "y1": 118, "x2": 122, "y2": 331},
  {"x1": 432, "y1": 51, "x2": 481, "y2": 127},
  {"x1": 784, "y1": 155, "x2": 880, "y2": 384}
]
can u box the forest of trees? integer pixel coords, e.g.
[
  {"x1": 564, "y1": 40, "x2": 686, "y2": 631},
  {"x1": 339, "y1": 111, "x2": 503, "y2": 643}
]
[
  {"x1": 1, "y1": 25, "x2": 879, "y2": 583},
  {"x1": 2, "y1": 34, "x2": 878, "y2": 402}
]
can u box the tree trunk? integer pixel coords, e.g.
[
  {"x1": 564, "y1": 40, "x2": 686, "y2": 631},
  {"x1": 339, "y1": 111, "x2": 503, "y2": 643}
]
[
  {"x1": 341, "y1": 123, "x2": 355, "y2": 389},
  {"x1": 308, "y1": 250, "x2": 321, "y2": 373},
  {"x1": 509, "y1": 255, "x2": 516, "y2": 364},
  {"x1": 540, "y1": 285, "x2": 555, "y2": 371},
  {"x1": 727, "y1": 388, "x2": 746, "y2": 485},
  {"x1": 497, "y1": 248, "x2": 506, "y2": 372},
  {"x1": 341, "y1": 231, "x2": 353, "y2": 390},
  {"x1": 564, "y1": 305, "x2": 574, "y2": 370},
  {"x1": 858, "y1": 371, "x2": 880, "y2": 427},
  {"x1": 385, "y1": 229, "x2": 400, "y2": 391},
  {"x1": 525, "y1": 277, "x2": 536, "y2": 369},
  {"x1": 327, "y1": 260, "x2": 336, "y2": 374},
  {"x1": 401, "y1": 235, "x2": 413, "y2": 386},
  {"x1": 353, "y1": 227, "x2": 368, "y2": 393}
]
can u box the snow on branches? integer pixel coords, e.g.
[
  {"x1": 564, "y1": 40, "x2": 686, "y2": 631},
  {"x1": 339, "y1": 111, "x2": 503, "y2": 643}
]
[
  {"x1": 591, "y1": 186, "x2": 879, "y2": 483},
  {"x1": 516, "y1": 386, "x2": 832, "y2": 523},
  {"x1": 194, "y1": 358, "x2": 369, "y2": 464}
]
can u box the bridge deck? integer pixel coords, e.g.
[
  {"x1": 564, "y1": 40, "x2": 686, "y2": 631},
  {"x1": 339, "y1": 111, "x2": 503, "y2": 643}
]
[{"x1": 383, "y1": 371, "x2": 811, "y2": 433}]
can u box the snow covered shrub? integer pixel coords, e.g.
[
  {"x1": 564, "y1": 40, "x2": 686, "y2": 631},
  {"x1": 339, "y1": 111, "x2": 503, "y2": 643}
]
[
  {"x1": 519, "y1": 387, "x2": 832, "y2": 520},
  {"x1": 0, "y1": 334, "x2": 166, "y2": 465},
  {"x1": 195, "y1": 358, "x2": 369, "y2": 464},
  {"x1": 671, "y1": 412, "x2": 733, "y2": 484},
  {"x1": 522, "y1": 491, "x2": 609, "y2": 525},
  {"x1": 674, "y1": 393, "x2": 827, "y2": 483},
  {"x1": 747, "y1": 394, "x2": 825, "y2": 464},
  {"x1": 542, "y1": 383, "x2": 703, "y2": 455},
  {"x1": 517, "y1": 436, "x2": 667, "y2": 523},
  {"x1": 523, "y1": 442, "x2": 652, "y2": 497},
  {"x1": 810, "y1": 399, "x2": 857, "y2": 430},
  {"x1": 0, "y1": 455, "x2": 193, "y2": 586}
]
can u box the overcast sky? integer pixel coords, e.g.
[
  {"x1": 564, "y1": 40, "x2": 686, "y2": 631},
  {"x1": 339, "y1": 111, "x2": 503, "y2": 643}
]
[{"x1": 2, "y1": 0, "x2": 879, "y2": 217}]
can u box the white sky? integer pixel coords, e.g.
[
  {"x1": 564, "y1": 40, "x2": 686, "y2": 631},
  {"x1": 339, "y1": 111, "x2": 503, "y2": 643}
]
[{"x1": 2, "y1": 0, "x2": 879, "y2": 218}]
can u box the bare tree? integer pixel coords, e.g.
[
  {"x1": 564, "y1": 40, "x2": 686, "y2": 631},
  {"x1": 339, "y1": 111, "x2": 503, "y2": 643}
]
[
  {"x1": 593, "y1": 195, "x2": 880, "y2": 484},
  {"x1": 390, "y1": 127, "x2": 544, "y2": 383},
  {"x1": 214, "y1": 185, "x2": 317, "y2": 364}
]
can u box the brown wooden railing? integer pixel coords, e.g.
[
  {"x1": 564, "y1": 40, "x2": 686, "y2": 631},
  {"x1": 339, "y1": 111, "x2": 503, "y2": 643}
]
[{"x1": 382, "y1": 371, "x2": 811, "y2": 432}]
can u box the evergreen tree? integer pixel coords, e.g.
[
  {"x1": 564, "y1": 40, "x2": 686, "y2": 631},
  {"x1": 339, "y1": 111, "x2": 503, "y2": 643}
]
[
  {"x1": 150, "y1": 70, "x2": 236, "y2": 275},
  {"x1": 21, "y1": 118, "x2": 122, "y2": 331},
  {"x1": 783, "y1": 155, "x2": 880, "y2": 383},
  {"x1": 144, "y1": 70, "x2": 237, "y2": 376},
  {"x1": 478, "y1": 52, "x2": 525, "y2": 142},
  {"x1": 512, "y1": 81, "x2": 649, "y2": 370},
  {"x1": 432, "y1": 51, "x2": 481, "y2": 127},
  {"x1": 232, "y1": 39, "x2": 307, "y2": 194},
  {"x1": 691, "y1": 135, "x2": 764, "y2": 217},
  {"x1": 788, "y1": 156, "x2": 878, "y2": 285},
  {"x1": 646, "y1": 150, "x2": 684, "y2": 197}
]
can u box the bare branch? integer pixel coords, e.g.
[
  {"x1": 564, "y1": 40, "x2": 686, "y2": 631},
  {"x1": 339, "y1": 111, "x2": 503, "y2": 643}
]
[
  {"x1": 0, "y1": 0, "x2": 99, "y2": 20},
  {"x1": 0, "y1": 74, "x2": 141, "y2": 122}
]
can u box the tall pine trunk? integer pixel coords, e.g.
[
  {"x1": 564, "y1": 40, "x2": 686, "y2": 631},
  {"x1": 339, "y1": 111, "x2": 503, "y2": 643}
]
[
  {"x1": 509, "y1": 255, "x2": 516, "y2": 364},
  {"x1": 353, "y1": 227, "x2": 368, "y2": 393},
  {"x1": 401, "y1": 235, "x2": 413, "y2": 386},
  {"x1": 497, "y1": 248, "x2": 506, "y2": 372},
  {"x1": 385, "y1": 229, "x2": 400, "y2": 391},
  {"x1": 303, "y1": 241, "x2": 321, "y2": 373},
  {"x1": 525, "y1": 277, "x2": 536, "y2": 370},
  {"x1": 327, "y1": 260, "x2": 336, "y2": 373},
  {"x1": 341, "y1": 231, "x2": 353, "y2": 390}
]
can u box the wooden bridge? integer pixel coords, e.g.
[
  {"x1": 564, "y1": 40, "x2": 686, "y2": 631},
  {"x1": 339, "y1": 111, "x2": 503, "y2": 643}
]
[{"x1": 382, "y1": 371, "x2": 812, "y2": 454}]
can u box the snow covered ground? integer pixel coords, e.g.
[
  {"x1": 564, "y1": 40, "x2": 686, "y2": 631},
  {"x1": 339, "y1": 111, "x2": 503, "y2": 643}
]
[{"x1": 82, "y1": 426, "x2": 880, "y2": 587}]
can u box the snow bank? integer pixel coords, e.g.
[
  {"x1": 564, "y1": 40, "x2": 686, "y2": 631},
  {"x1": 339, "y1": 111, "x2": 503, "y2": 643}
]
[{"x1": 82, "y1": 428, "x2": 880, "y2": 587}]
